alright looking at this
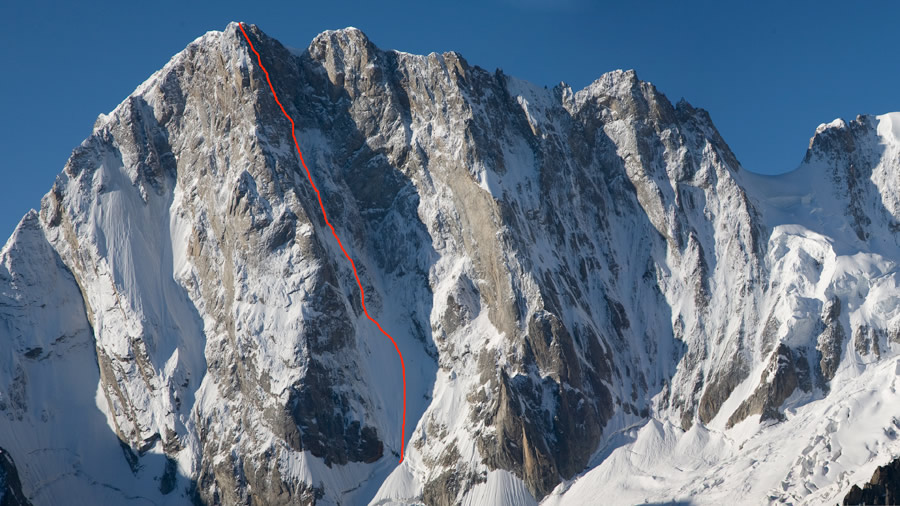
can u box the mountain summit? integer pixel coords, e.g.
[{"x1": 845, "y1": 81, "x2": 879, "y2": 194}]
[{"x1": 3, "y1": 22, "x2": 900, "y2": 505}]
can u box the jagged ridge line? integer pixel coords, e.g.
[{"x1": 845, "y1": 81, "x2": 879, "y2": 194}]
[{"x1": 236, "y1": 22, "x2": 407, "y2": 464}]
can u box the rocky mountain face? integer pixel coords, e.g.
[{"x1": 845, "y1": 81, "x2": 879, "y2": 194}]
[
  {"x1": 2, "y1": 22, "x2": 900, "y2": 505},
  {"x1": 843, "y1": 457, "x2": 900, "y2": 505}
]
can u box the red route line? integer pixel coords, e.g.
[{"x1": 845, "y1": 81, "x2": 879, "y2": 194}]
[{"x1": 237, "y1": 22, "x2": 407, "y2": 464}]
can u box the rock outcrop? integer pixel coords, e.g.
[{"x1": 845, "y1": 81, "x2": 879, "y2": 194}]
[
  {"x1": 0, "y1": 448, "x2": 31, "y2": 506},
  {"x1": 843, "y1": 457, "x2": 900, "y2": 505}
]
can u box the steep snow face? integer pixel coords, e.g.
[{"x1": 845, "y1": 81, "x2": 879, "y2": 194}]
[
  {"x1": 0, "y1": 212, "x2": 188, "y2": 504},
  {"x1": 3, "y1": 21, "x2": 900, "y2": 506}
]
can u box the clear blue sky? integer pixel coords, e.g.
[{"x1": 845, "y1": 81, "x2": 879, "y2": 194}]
[{"x1": 2, "y1": 0, "x2": 898, "y2": 240}]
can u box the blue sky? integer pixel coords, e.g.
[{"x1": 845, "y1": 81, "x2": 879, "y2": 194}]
[{"x1": 1, "y1": 0, "x2": 898, "y2": 239}]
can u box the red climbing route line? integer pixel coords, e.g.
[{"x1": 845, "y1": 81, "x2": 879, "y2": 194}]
[{"x1": 237, "y1": 22, "x2": 408, "y2": 464}]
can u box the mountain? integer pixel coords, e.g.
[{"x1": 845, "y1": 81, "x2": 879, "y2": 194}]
[
  {"x1": 2, "y1": 22, "x2": 900, "y2": 505},
  {"x1": 842, "y1": 456, "x2": 900, "y2": 505}
]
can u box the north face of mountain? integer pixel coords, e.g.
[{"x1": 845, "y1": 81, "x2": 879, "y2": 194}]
[{"x1": 2, "y1": 22, "x2": 900, "y2": 505}]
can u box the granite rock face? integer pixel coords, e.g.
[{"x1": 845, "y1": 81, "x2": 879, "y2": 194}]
[{"x1": 3, "y1": 23, "x2": 900, "y2": 505}]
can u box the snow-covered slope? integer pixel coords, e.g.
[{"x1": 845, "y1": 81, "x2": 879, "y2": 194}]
[
  {"x1": 0, "y1": 212, "x2": 185, "y2": 504},
  {"x1": 545, "y1": 112, "x2": 900, "y2": 505},
  {"x1": 2, "y1": 22, "x2": 900, "y2": 505}
]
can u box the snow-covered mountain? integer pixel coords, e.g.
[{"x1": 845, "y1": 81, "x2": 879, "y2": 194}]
[{"x1": 2, "y1": 22, "x2": 900, "y2": 505}]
